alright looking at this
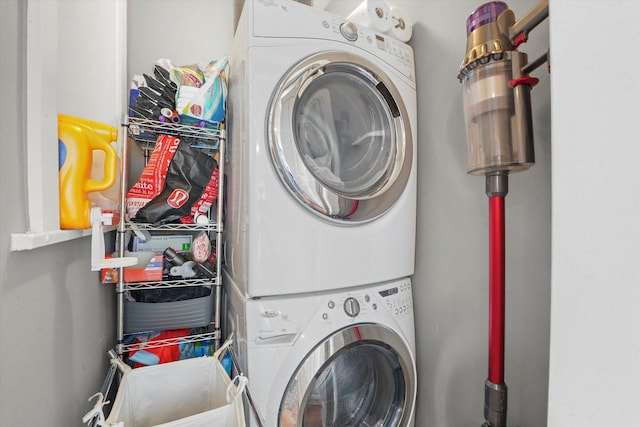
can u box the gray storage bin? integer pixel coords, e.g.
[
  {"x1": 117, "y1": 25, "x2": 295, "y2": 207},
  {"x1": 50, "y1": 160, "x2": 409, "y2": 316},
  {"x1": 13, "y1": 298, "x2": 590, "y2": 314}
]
[{"x1": 124, "y1": 292, "x2": 214, "y2": 334}]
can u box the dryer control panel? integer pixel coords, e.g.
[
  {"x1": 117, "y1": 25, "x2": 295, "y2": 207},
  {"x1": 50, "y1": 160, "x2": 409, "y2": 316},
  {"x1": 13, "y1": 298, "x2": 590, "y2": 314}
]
[{"x1": 252, "y1": 0, "x2": 415, "y2": 83}]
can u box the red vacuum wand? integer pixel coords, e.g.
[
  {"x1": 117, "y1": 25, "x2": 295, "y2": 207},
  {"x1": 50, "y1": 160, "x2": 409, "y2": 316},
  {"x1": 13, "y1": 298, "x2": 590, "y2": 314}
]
[
  {"x1": 488, "y1": 193, "x2": 505, "y2": 385},
  {"x1": 485, "y1": 173, "x2": 509, "y2": 426}
]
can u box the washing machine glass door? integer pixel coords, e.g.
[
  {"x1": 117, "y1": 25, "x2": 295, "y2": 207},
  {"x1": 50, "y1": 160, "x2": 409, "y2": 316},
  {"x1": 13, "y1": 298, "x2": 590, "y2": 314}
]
[
  {"x1": 278, "y1": 324, "x2": 416, "y2": 427},
  {"x1": 268, "y1": 51, "x2": 413, "y2": 224}
]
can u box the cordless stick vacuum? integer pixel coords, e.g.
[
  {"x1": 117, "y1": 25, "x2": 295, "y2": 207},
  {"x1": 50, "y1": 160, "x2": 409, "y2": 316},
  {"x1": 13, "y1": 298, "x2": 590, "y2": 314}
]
[{"x1": 457, "y1": 1, "x2": 549, "y2": 426}]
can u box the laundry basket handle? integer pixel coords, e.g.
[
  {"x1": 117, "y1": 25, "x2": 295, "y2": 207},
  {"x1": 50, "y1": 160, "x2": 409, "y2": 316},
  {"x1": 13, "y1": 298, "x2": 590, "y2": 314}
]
[
  {"x1": 82, "y1": 393, "x2": 109, "y2": 427},
  {"x1": 227, "y1": 374, "x2": 248, "y2": 402},
  {"x1": 214, "y1": 335, "x2": 234, "y2": 361},
  {"x1": 228, "y1": 344, "x2": 266, "y2": 427}
]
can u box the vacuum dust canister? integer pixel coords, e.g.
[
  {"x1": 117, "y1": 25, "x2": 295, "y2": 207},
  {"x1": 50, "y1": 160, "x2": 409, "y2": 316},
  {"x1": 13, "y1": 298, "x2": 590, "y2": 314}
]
[{"x1": 457, "y1": 1, "x2": 535, "y2": 176}]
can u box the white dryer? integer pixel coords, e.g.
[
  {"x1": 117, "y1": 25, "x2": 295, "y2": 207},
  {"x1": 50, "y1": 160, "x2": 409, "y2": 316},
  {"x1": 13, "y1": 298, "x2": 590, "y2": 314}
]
[
  {"x1": 224, "y1": 272, "x2": 417, "y2": 427},
  {"x1": 226, "y1": 0, "x2": 417, "y2": 297}
]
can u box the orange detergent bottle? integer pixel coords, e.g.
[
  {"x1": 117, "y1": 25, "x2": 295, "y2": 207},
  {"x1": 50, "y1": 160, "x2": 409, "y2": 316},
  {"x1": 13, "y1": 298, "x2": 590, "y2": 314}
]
[{"x1": 58, "y1": 114, "x2": 118, "y2": 229}]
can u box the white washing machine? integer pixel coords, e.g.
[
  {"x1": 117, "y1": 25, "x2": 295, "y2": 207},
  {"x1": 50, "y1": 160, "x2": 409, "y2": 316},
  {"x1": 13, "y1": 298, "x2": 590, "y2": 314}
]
[
  {"x1": 225, "y1": 0, "x2": 418, "y2": 297},
  {"x1": 224, "y1": 272, "x2": 417, "y2": 427}
]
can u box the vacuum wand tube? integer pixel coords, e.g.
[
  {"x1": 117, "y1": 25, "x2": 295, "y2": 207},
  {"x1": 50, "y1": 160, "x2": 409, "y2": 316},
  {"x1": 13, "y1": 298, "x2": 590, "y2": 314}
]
[
  {"x1": 457, "y1": 1, "x2": 548, "y2": 426},
  {"x1": 486, "y1": 171, "x2": 508, "y2": 427}
]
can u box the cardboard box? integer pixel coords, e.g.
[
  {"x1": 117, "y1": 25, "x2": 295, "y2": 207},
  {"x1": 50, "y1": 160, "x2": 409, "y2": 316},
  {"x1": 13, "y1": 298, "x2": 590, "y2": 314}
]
[
  {"x1": 101, "y1": 254, "x2": 164, "y2": 284},
  {"x1": 132, "y1": 234, "x2": 193, "y2": 253}
]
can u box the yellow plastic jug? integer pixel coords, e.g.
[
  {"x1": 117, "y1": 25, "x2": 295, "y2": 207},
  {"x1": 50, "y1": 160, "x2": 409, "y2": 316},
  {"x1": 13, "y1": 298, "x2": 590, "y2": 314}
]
[{"x1": 58, "y1": 114, "x2": 118, "y2": 229}]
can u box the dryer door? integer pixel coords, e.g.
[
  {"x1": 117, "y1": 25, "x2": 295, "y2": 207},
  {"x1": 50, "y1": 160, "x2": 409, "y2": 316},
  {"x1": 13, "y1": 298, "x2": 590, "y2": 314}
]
[
  {"x1": 268, "y1": 51, "x2": 413, "y2": 224},
  {"x1": 278, "y1": 324, "x2": 416, "y2": 427}
]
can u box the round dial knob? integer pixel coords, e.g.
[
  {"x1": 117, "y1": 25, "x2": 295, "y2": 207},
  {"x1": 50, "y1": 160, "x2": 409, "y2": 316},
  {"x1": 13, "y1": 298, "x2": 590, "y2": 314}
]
[
  {"x1": 340, "y1": 21, "x2": 358, "y2": 42},
  {"x1": 343, "y1": 297, "x2": 360, "y2": 318}
]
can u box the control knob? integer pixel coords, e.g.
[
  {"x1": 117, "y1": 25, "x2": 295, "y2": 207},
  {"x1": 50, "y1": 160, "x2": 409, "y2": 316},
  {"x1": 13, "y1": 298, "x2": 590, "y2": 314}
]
[
  {"x1": 340, "y1": 21, "x2": 358, "y2": 42},
  {"x1": 343, "y1": 297, "x2": 360, "y2": 318}
]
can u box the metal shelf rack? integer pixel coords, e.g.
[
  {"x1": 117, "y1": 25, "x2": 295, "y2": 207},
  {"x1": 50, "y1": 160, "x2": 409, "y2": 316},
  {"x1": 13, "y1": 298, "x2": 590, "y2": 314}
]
[{"x1": 115, "y1": 116, "x2": 226, "y2": 359}]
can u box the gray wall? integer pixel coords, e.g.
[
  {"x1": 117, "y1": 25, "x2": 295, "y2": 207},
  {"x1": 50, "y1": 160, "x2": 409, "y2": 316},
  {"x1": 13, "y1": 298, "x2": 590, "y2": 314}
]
[
  {"x1": 0, "y1": 0, "x2": 550, "y2": 425},
  {"x1": 126, "y1": 0, "x2": 234, "y2": 181},
  {"x1": 367, "y1": 2, "x2": 551, "y2": 426},
  {"x1": 0, "y1": 2, "x2": 117, "y2": 425}
]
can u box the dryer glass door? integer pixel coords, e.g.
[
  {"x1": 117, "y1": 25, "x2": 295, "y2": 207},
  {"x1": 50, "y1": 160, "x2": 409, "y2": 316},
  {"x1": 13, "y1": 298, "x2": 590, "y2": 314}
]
[
  {"x1": 268, "y1": 52, "x2": 413, "y2": 224},
  {"x1": 278, "y1": 324, "x2": 416, "y2": 427},
  {"x1": 294, "y1": 69, "x2": 394, "y2": 198}
]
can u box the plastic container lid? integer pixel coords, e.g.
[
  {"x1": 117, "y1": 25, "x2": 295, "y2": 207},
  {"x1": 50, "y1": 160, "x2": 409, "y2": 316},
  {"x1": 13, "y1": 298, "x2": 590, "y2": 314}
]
[{"x1": 466, "y1": 1, "x2": 509, "y2": 34}]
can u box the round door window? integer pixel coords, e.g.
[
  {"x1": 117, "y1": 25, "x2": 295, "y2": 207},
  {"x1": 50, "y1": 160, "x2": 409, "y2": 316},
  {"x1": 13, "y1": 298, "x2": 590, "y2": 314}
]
[
  {"x1": 294, "y1": 68, "x2": 395, "y2": 197},
  {"x1": 268, "y1": 52, "x2": 413, "y2": 223},
  {"x1": 278, "y1": 324, "x2": 416, "y2": 427}
]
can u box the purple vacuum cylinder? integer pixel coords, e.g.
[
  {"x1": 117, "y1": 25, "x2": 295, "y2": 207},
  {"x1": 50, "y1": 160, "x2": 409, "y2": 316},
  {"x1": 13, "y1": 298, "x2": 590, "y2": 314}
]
[{"x1": 466, "y1": 1, "x2": 509, "y2": 34}]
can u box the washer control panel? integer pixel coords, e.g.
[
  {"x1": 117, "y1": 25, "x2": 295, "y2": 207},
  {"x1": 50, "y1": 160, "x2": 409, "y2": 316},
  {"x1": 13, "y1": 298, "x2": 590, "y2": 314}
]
[
  {"x1": 247, "y1": 280, "x2": 413, "y2": 345},
  {"x1": 378, "y1": 280, "x2": 413, "y2": 318},
  {"x1": 321, "y1": 279, "x2": 413, "y2": 323}
]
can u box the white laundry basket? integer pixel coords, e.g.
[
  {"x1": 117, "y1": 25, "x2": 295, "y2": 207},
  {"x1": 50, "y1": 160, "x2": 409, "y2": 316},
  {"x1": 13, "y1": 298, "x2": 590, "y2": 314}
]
[{"x1": 85, "y1": 341, "x2": 247, "y2": 427}]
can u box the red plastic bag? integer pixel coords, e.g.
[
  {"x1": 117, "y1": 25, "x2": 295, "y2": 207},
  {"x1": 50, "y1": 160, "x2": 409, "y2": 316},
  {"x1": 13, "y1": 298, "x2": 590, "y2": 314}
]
[
  {"x1": 126, "y1": 134, "x2": 218, "y2": 224},
  {"x1": 128, "y1": 328, "x2": 192, "y2": 368}
]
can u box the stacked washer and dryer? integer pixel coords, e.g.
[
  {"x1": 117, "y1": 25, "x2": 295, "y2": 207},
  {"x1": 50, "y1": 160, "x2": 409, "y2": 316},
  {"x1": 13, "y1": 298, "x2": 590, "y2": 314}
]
[{"x1": 224, "y1": 1, "x2": 418, "y2": 425}]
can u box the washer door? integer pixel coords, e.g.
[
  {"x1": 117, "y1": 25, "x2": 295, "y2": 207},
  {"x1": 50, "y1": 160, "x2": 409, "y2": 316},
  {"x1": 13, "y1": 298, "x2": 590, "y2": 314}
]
[
  {"x1": 278, "y1": 324, "x2": 416, "y2": 427},
  {"x1": 268, "y1": 51, "x2": 413, "y2": 223}
]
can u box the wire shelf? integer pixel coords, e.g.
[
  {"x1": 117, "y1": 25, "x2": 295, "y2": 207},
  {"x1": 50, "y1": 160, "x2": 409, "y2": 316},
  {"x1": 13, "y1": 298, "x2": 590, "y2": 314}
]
[
  {"x1": 124, "y1": 277, "x2": 219, "y2": 291},
  {"x1": 121, "y1": 330, "x2": 220, "y2": 353},
  {"x1": 126, "y1": 221, "x2": 219, "y2": 232},
  {"x1": 126, "y1": 117, "x2": 224, "y2": 154},
  {"x1": 128, "y1": 117, "x2": 223, "y2": 141}
]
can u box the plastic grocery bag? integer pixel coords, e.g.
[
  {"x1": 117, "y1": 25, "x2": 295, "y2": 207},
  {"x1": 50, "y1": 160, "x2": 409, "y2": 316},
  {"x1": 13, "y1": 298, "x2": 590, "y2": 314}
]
[{"x1": 84, "y1": 341, "x2": 246, "y2": 427}]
